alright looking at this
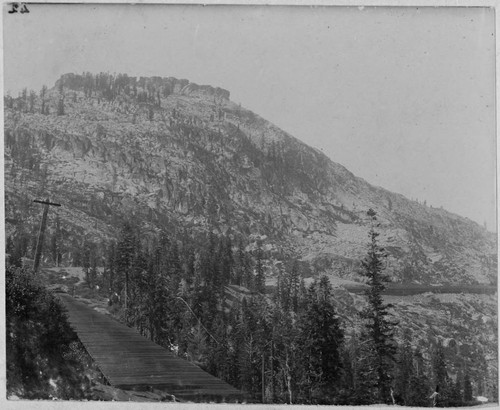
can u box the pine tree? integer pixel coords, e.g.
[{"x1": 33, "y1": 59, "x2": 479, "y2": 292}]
[
  {"x1": 127, "y1": 243, "x2": 148, "y2": 331},
  {"x1": 298, "y1": 276, "x2": 344, "y2": 403},
  {"x1": 29, "y1": 90, "x2": 36, "y2": 113},
  {"x1": 359, "y1": 209, "x2": 397, "y2": 403},
  {"x1": 225, "y1": 305, "x2": 243, "y2": 388},
  {"x1": 337, "y1": 339, "x2": 355, "y2": 403},
  {"x1": 103, "y1": 241, "x2": 116, "y2": 293},
  {"x1": 187, "y1": 322, "x2": 209, "y2": 368},
  {"x1": 57, "y1": 79, "x2": 65, "y2": 115},
  {"x1": 432, "y1": 340, "x2": 451, "y2": 406},
  {"x1": 394, "y1": 330, "x2": 414, "y2": 404},
  {"x1": 255, "y1": 240, "x2": 265, "y2": 293},
  {"x1": 116, "y1": 222, "x2": 136, "y2": 310},
  {"x1": 289, "y1": 260, "x2": 301, "y2": 313},
  {"x1": 5, "y1": 92, "x2": 13, "y2": 109},
  {"x1": 167, "y1": 239, "x2": 182, "y2": 289},
  {"x1": 81, "y1": 239, "x2": 92, "y2": 288},
  {"x1": 205, "y1": 193, "x2": 218, "y2": 226},
  {"x1": 198, "y1": 232, "x2": 221, "y2": 329},
  {"x1": 57, "y1": 97, "x2": 65, "y2": 116},
  {"x1": 220, "y1": 234, "x2": 233, "y2": 286},
  {"x1": 273, "y1": 307, "x2": 300, "y2": 403},
  {"x1": 234, "y1": 238, "x2": 245, "y2": 286},
  {"x1": 21, "y1": 88, "x2": 27, "y2": 112},
  {"x1": 237, "y1": 298, "x2": 261, "y2": 398},
  {"x1": 352, "y1": 330, "x2": 379, "y2": 404},
  {"x1": 148, "y1": 231, "x2": 182, "y2": 345},
  {"x1": 235, "y1": 238, "x2": 252, "y2": 289},
  {"x1": 406, "y1": 347, "x2": 431, "y2": 406},
  {"x1": 463, "y1": 369, "x2": 473, "y2": 402},
  {"x1": 276, "y1": 265, "x2": 290, "y2": 311},
  {"x1": 183, "y1": 246, "x2": 196, "y2": 288},
  {"x1": 88, "y1": 252, "x2": 98, "y2": 290},
  {"x1": 449, "y1": 376, "x2": 463, "y2": 406}
]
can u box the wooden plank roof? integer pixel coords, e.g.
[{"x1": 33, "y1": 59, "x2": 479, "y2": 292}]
[{"x1": 57, "y1": 293, "x2": 243, "y2": 402}]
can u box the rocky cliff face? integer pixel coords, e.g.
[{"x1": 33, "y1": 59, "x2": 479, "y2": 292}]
[
  {"x1": 4, "y1": 73, "x2": 497, "y2": 285},
  {"x1": 5, "y1": 73, "x2": 498, "y2": 399}
]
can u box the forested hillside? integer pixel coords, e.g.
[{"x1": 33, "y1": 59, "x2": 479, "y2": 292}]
[
  {"x1": 4, "y1": 72, "x2": 497, "y2": 404},
  {"x1": 4, "y1": 72, "x2": 496, "y2": 285}
]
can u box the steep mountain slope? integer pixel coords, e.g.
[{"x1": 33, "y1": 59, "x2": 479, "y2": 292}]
[
  {"x1": 4, "y1": 73, "x2": 498, "y2": 402},
  {"x1": 4, "y1": 73, "x2": 496, "y2": 286}
]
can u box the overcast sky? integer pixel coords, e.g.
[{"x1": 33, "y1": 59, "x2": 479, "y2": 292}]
[{"x1": 3, "y1": 4, "x2": 496, "y2": 229}]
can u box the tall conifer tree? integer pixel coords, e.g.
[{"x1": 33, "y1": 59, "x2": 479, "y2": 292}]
[
  {"x1": 298, "y1": 276, "x2": 344, "y2": 402},
  {"x1": 359, "y1": 209, "x2": 397, "y2": 403},
  {"x1": 255, "y1": 240, "x2": 265, "y2": 293}
]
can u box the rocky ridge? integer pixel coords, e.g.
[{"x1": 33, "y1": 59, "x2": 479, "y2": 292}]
[{"x1": 4, "y1": 73, "x2": 496, "y2": 286}]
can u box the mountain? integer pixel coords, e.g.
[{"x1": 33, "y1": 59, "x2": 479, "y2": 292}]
[
  {"x1": 4, "y1": 72, "x2": 496, "y2": 286},
  {"x1": 4, "y1": 73, "x2": 498, "y2": 402}
]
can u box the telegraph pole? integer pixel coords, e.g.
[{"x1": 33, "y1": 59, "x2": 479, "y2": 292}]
[{"x1": 33, "y1": 198, "x2": 61, "y2": 273}]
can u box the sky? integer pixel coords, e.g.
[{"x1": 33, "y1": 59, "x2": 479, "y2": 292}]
[{"x1": 3, "y1": 4, "x2": 497, "y2": 229}]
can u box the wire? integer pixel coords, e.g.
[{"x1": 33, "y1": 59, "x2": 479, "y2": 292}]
[{"x1": 175, "y1": 296, "x2": 220, "y2": 345}]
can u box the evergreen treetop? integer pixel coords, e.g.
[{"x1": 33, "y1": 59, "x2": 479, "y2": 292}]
[{"x1": 359, "y1": 208, "x2": 397, "y2": 404}]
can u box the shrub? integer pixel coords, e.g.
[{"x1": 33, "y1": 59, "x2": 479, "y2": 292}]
[{"x1": 6, "y1": 265, "x2": 92, "y2": 399}]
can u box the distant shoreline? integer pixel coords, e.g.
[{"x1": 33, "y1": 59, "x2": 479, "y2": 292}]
[{"x1": 345, "y1": 284, "x2": 497, "y2": 296}]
